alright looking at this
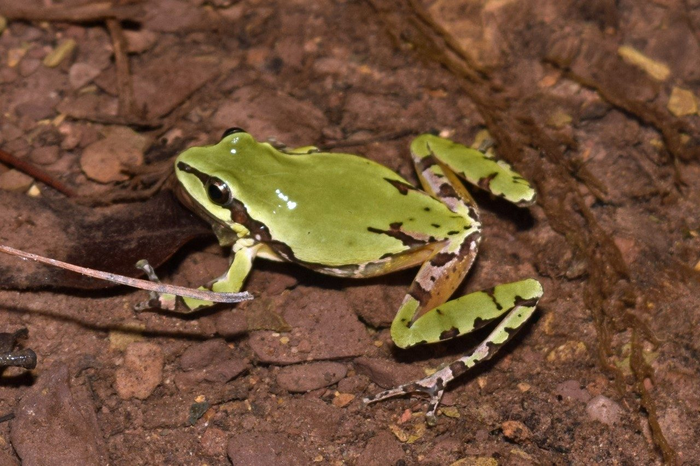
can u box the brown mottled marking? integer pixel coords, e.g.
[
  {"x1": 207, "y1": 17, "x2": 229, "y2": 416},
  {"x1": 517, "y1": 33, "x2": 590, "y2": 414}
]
[
  {"x1": 367, "y1": 222, "x2": 425, "y2": 248},
  {"x1": 439, "y1": 327, "x2": 460, "y2": 340},
  {"x1": 477, "y1": 172, "x2": 498, "y2": 191},
  {"x1": 384, "y1": 178, "x2": 416, "y2": 195}
]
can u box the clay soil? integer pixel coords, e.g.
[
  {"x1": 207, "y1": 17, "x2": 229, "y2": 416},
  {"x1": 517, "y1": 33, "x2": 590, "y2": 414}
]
[{"x1": 0, "y1": 0, "x2": 699, "y2": 464}]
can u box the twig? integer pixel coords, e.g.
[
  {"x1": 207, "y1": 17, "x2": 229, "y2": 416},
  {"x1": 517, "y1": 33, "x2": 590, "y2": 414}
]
[
  {"x1": 0, "y1": 2, "x2": 143, "y2": 23},
  {"x1": 106, "y1": 19, "x2": 140, "y2": 119},
  {"x1": 0, "y1": 147, "x2": 77, "y2": 197},
  {"x1": 0, "y1": 245, "x2": 252, "y2": 304}
]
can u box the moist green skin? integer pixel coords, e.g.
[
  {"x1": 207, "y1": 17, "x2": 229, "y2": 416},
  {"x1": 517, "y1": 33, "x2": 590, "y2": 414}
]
[{"x1": 172, "y1": 130, "x2": 543, "y2": 424}]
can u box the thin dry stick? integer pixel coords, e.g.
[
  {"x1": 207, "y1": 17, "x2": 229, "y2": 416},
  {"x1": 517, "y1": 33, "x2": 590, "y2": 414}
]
[
  {"x1": 106, "y1": 19, "x2": 140, "y2": 119},
  {"x1": 0, "y1": 245, "x2": 252, "y2": 304},
  {"x1": 0, "y1": 2, "x2": 143, "y2": 22},
  {"x1": 0, "y1": 148, "x2": 77, "y2": 197}
]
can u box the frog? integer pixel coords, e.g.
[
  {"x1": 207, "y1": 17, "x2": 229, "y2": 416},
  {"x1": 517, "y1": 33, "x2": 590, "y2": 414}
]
[{"x1": 144, "y1": 127, "x2": 543, "y2": 423}]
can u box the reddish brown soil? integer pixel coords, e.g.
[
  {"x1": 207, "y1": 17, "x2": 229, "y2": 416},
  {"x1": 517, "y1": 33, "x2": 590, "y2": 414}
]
[{"x1": 0, "y1": 0, "x2": 699, "y2": 464}]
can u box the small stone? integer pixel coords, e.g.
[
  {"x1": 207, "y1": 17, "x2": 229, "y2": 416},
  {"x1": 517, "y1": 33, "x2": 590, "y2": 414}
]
[
  {"x1": 276, "y1": 362, "x2": 347, "y2": 393},
  {"x1": 357, "y1": 431, "x2": 405, "y2": 466},
  {"x1": 180, "y1": 339, "x2": 229, "y2": 371},
  {"x1": 332, "y1": 393, "x2": 355, "y2": 408},
  {"x1": 555, "y1": 380, "x2": 591, "y2": 403},
  {"x1": 0, "y1": 169, "x2": 33, "y2": 192},
  {"x1": 69, "y1": 63, "x2": 101, "y2": 89},
  {"x1": 586, "y1": 395, "x2": 621, "y2": 426},
  {"x1": 354, "y1": 357, "x2": 424, "y2": 389},
  {"x1": 123, "y1": 30, "x2": 159, "y2": 54},
  {"x1": 668, "y1": 87, "x2": 698, "y2": 117},
  {"x1": 114, "y1": 342, "x2": 164, "y2": 400},
  {"x1": 30, "y1": 146, "x2": 60, "y2": 165},
  {"x1": 80, "y1": 126, "x2": 148, "y2": 183},
  {"x1": 18, "y1": 58, "x2": 41, "y2": 77},
  {"x1": 43, "y1": 39, "x2": 77, "y2": 68},
  {"x1": 0, "y1": 15, "x2": 7, "y2": 35},
  {"x1": 501, "y1": 420, "x2": 531, "y2": 443},
  {"x1": 11, "y1": 364, "x2": 107, "y2": 464},
  {"x1": 200, "y1": 427, "x2": 228, "y2": 457},
  {"x1": 14, "y1": 101, "x2": 55, "y2": 121}
]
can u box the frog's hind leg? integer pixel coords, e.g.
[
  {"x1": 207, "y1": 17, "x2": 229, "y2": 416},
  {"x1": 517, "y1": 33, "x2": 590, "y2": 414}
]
[
  {"x1": 365, "y1": 279, "x2": 543, "y2": 424},
  {"x1": 411, "y1": 134, "x2": 537, "y2": 207}
]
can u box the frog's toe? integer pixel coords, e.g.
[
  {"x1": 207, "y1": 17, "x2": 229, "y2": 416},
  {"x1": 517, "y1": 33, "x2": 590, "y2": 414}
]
[{"x1": 363, "y1": 371, "x2": 448, "y2": 425}]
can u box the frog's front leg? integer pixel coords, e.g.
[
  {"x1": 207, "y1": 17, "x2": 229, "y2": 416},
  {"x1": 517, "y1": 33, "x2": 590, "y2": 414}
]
[{"x1": 137, "y1": 241, "x2": 260, "y2": 313}]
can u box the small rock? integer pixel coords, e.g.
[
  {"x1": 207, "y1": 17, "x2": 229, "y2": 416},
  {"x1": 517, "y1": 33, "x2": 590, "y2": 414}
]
[
  {"x1": 332, "y1": 393, "x2": 355, "y2": 408},
  {"x1": 668, "y1": 87, "x2": 698, "y2": 117},
  {"x1": 227, "y1": 432, "x2": 309, "y2": 466},
  {"x1": 555, "y1": 380, "x2": 591, "y2": 403},
  {"x1": 114, "y1": 342, "x2": 164, "y2": 400},
  {"x1": 14, "y1": 101, "x2": 55, "y2": 120},
  {"x1": 123, "y1": 30, "x2": 158, "y2": 54},
  {"x1": 18, "y1": 58, "x2": 41, "y2": 77},
  {"x1": 80, "y1": 126, "x2": 148, "y2": 183},
  {"x1": 501, "y1": 420, "x2": 531, "y2": 443},
  {"x1": 276, "y1": 362, "x2": 347, "y2": 393},
  {"x1": 205, "y1": 358, "x2": 249, "y2": 384},
  {"x1": 0, "y1": 15, "x2": 7, "y2": 35},
  {"x1": 586, "y1": 395, "x2": 621, "y2": 426},
  {"x1": 0, "y1": 170, "x2": 33, "y2": 192},
  {"x1": 11, "y1": 364, "x2": 107, "y2": 465},
  {"x1": 200, "y1": 427, "x2": 228, "y2": 457},
  {"x1": 354, "y1": 357, "x2": 424, "y2": 389},
  {"x1": 30, "y1": 145, "x2": 60, "y2": 165},
  {"x1": 69, "y1": 63, "x2": 101, "y2": 89},
  {"x1": 215, "y1": 309, "x2": 248, "y2": 337},
  {"x1": 357, "y1": 431, "x2": 405, "y2": 466},
  {"x1": 180, "y1": 338, "x2": 230, "y2": 370}
]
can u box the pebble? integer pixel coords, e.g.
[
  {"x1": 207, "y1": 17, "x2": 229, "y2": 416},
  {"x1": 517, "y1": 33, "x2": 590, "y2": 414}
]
[
  {"x1": 227, "y1": 432, "x2": 309, "y2": 465},
  {"x1": 80, "y1": 126, "x2": 148, "y2": 183},
  {"x1": 353, "y1": 357, "x2": 424, "y2": 389},
  {"x1": 114, "y1": 342, "x2": 164, "y2": 400},
  {"x1": 18, "y1": 58, "x2": 41, "y2": 77},
  {"x1": 123, "y1": 30, "x2": 159, "y2": 54},
  {"x1": 555, "y1": 380, "x2": 591, "y2": 403},
  {"x1": 276, "y1": 362, "x2": 347, "y2": 393},
  {"x1": 180, "y1": 338, "x2": 230, "y2": 370},
  {"x1": 586, "y1": 395, "x2": 622, "y2": 426},
  {"x1": 501, "y1": 420, "x2": 531, "y2": 443},
  {"x1": 11, "y1": 364, "x2": 107, "y2": 465},
  {"x1": 0, "y1": 169, "x2": 33, "y2": 192},
  {"x1": 69, "y1": 62, "x2": 101, "y2": 89},
  {"x1": 30, "y1": 145, "x2": 60, "y2": 165},
  {"x1": 357, "y1": 431, "x2": 405, "y2": 466}
]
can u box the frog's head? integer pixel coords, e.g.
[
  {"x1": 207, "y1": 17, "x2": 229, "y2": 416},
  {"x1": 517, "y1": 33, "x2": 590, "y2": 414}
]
[{"x1": 174, "y1": 127, "x2": 261, "y2": 232}]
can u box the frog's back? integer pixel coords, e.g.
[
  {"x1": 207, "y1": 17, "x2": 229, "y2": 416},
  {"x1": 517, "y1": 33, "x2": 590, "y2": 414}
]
[{"x1": 236, "y1": 150, "x2": 470, "y2": 267}]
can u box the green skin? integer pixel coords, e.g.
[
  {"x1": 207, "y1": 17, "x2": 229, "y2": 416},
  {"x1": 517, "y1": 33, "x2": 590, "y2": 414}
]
[{"x1": 164, "y1": 130, "x2": 543, "y2": 423}]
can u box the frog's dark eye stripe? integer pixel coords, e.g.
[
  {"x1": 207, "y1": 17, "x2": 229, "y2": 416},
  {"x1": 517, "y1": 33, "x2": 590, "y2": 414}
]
[
  {"x1": 206, "y1": 178, "x2": 233, "y2": 206},
  {"x1": 221, "y1": 127, "x2": 246, "y2": 140}
]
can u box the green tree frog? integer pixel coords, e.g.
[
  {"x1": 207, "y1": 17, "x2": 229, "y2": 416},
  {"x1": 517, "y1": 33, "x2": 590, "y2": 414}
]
[{"x1": 154, "y1": 127, "x2": 543, "y2": 423}]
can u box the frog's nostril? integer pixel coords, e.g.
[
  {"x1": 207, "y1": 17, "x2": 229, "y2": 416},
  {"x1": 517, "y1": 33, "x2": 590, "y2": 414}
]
[{"x1": 221, "y1": 127, "x2": 246, "y2": 139}]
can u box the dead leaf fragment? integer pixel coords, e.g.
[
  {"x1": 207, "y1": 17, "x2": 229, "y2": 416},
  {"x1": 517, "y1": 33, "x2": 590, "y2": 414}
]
[
  {"x1": 43, "y1": 39, "x2": 77, "y2": 68},
  {"x1": 667, "y1": 87, "x2": 698, "y2": 117},
  {"x1": 617, "y1": 45, "x2": 670, "y2": 81}
]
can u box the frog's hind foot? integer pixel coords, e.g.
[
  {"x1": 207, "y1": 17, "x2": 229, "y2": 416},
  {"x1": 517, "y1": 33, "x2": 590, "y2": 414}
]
[{"x1": 363, "y1": 369, "x2": 450, "y2": 426}]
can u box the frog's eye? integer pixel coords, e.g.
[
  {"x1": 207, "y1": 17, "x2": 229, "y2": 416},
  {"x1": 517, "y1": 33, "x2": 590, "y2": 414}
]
[
  {"x1": 206, "y1": 178, "x2": 233, "y2": 206},
  {"x1": 221, "y1": 127, "x2": 246, "y2": 139}
]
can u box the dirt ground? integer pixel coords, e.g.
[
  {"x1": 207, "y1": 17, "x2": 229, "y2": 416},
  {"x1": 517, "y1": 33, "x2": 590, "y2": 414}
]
[{"x1": 0, "y1": 0, "x2": 699, "y2": 464}]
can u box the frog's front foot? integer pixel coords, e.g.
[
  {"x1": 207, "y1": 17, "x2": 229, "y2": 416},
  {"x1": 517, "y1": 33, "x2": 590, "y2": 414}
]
[
  {"x1": 0, "y1": 328, "x2": 37, "y2": 370},
  {"x1": 364, "y1": 365, "x2": 454, "y2": 426},
  {"x1": 133, "y1": 259, "x2": 177, "y2": 311}
]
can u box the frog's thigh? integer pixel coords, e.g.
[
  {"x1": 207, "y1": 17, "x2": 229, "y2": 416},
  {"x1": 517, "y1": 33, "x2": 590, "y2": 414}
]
[
  {"x1": 183, "y1": 243, "x2": 261, "y2": 310},
  {"x1": 392, "y1": 279, "x2": 542, "y2": 348},
  {"x1": 411, "y1": 134, "x2": 536, "y2": 207}
]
